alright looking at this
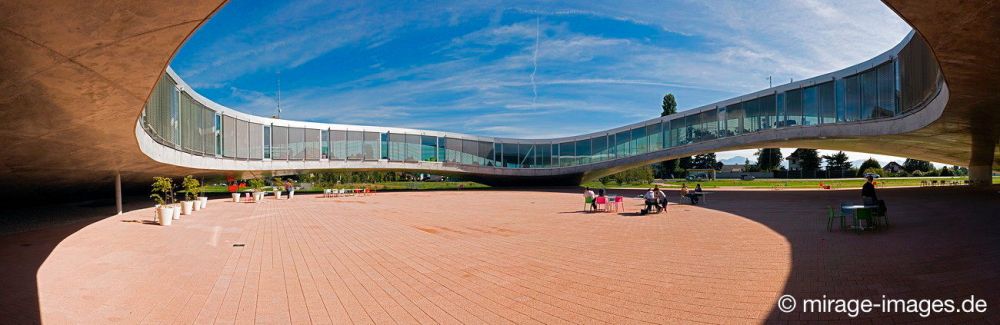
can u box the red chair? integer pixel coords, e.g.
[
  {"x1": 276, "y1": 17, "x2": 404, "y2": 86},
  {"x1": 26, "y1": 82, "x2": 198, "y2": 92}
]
[
  {"x1": 595, "y1": 196, "x2": 608, "y2": 212},
  {"x1": 613, "y1": 196, "x2": 625, "y2": 212}
]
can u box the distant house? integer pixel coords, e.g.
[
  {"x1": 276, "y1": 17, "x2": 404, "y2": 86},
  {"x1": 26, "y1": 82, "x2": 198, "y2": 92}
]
[
  {"x1": 786, "y1": 152, "x2": 803, "y2": 171},
  {"x1": 719, "y1": 164, "x2": 744, "y2": 173},
  {"x1": 883, "y1": 161, "x2": 903, "y2": 174}
]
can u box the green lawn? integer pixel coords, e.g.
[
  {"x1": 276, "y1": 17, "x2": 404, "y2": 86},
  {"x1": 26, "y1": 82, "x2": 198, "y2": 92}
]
[
  {"x1": 200, "y1": 181, "x2": 488, "y2": 193},
  {"x1": 582, "y1": 176, "x2": 998, "y2": 189}
]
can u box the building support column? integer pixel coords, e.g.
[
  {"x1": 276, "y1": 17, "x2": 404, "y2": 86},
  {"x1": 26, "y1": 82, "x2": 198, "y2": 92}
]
[
  {"x1": 115, "y1": 171, "x2": 123, "y2": 215},
  {"x1": 968, "y1": 129, "x2": 998, "y2": 187}
]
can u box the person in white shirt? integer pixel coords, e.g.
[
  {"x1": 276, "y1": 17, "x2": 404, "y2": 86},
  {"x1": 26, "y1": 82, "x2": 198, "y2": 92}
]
[
  {"x1": 584, "y1": 187, "x2": 597, "y2": 211},
  {"x1": 643, "y1": 188, "x2": 658, "y2": 213},
  {"x1": 653, "y1": 186, "x2": 667, "y2": 212}
]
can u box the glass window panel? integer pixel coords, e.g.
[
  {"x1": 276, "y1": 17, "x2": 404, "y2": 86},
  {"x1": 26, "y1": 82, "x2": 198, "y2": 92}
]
[
  {"x1": 421, "y1": 136, "x2": 437, "y2": 162},
  {"x1": 743, "y1": 99, "x2": 758, "y2": 133},
  {"x1": 388, "y1": 133, "x2": 405, "y2": 161},
  {"x1": 860, "y1": 68, "x2": 878, "y2": 120},
  {"x1": 236, "y1": 120, "x2": 249, "y2": 159},
  {"x1": 264, "y1": 125, "x2": 271, "y2": 159},
  {"x1": 819, "y1": 81, "x2": 836, "y2": 124},
  {"x1": 647, "y1": 123, "x2": 662, "y2": 151},
  {"x1": 670, "y1": 116, "x2": 686, "y2": 146},
  {"x1": 222, "y1": 116, "x2": 237, "y2": 158},
  {"x1": 331, "y1": 130, "x2": 347, "y2": 160},
  {"x1": 536, "y1": 143, "x2": 550, "y2": 168},
  {"x1": 439, "y1": 138, "x2": 448, "y2": 163},
  {"x1": 444, "y1": 137, "x2": 461, "y2": 163},
  {"x1": 759, "y1": 94, "x2": 776, "y2": 129},
  {"x1": 478, "y1": 141, "x2": 492, "y2": 166},
  {"x1": 304, "y1": 129, "x2": 321, "y2": 160},
  {"x1": 630, "y1": 127, "x2": 646, "y2": 155},
  {"x1": 493, "y1": 142, "x2": 502, "y2": 166},
  {"x1": 362, "y1": 132, "x2": 380, "y2": 160},
  {"x1": 784, "y1": 88, "x2": 803, "y2": 127},
  {"x1": 802, "y1": 86, "x2": 819, "y2": 126},
  {"x1": 558, "y1": 142, "x2": 574, "y2": 167},
  {"x1": 272, "y1": 126, "x2": 289, "y2": 160},
  {"x1": 346, "y1": 130, "x2": 363, "y2": 160},
  {"x1": 248, "y1": 122, "x2": 263, "y2": 160},
  {"x1": 776, "y1": 92, "x2": 786, "y2": 127},
  {"x1": 381, "y1": 133, "x2": 389, "y2": 160},
  {"x1": 461, "y1": 139, "x2": 476, "y2": 165},
  {"x1": 614, "y1": 131, "x2": 630, "y2": 157},
  {"x1": 876, "y1": 61, "x2": 897, "y2": 117},
  {"x1": 288, "y1": 127, "x2": 305, "y2": 160},
  {"x1": 835, "y1": 78, "x2": 847, "y2": 122},
  {"x1": 405, "y1": 134, "x2": 421, "y2": 162},
  {"x1": 845, "y1": 74, "x2": 861, "y2": 121},
  {"x1": 518, "y1": 144, "x2": 534, "y2": 167},
  {"x1": 592, "y1": 135, "x2": 607, "y2": 162},
  {"x1": 574, "y1": 140, "x2": 589, "y2": 165},
  {"x1": 321, "y1": 130, "x2": 329, "y2": 159},
  {"x1": 503, "y1": 143, "x2": 519, "y2": 168}
]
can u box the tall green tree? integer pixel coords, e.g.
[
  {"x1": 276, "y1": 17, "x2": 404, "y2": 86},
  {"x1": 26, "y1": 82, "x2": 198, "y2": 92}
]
[
  {"x1": 822, "y1": 151, "x2": 852, "y2": 171},
  {"x1": 692, "y1": 153, "x2": 718, "y2": 169},
  {"x1": 788, "y1": 149, "x2": 821, "y2": 174},
  {"x1": 754, "y1": 148, "x2": 783, "y2": 171},
  {"x1": 902, "y1": 158, "x2": 933, "y2": 173},
  {"x1": 661, "y1": 94, "x2": 677, "y2": 116},
  {"x1": 856, "y1": 158, "x2": 882, "y2": 176}
]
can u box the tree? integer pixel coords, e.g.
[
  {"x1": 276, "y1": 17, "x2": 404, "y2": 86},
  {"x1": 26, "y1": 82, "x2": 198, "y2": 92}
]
[
  {"x1": 742, "y1": 158, "x2": 756, "y2": 172},
  {"x1": 788, "y1": 149, "x2": 821, "y2": 175},
  {"x1": 692, "y1": 153, "x2": 718, "y2": 169},
  {"x1": 902, "y1": 158, "x2": 933, "y2": 173},
  {"x1": 755, "y1": 148, "x2": 783, "y2": 171},
  {"x1": 856, "y1": 158, "x2": 882, "y2": 176},
  {"x1": 939, "y1": 166, "x2": 953, "y2": 176},
  {"x1": 661, "y1": 94, "x2": 677, "y2": 117},
  {"x1": 822, "y1": 151, "x2": 852, "y2": 174}
]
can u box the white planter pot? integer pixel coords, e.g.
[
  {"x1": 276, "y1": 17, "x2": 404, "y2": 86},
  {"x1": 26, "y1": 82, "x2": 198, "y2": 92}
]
[
  {"x1": 255, "y1": 192, "x2": 264, "y2": 202},
  {"x1": 232, "y1": 193, "x2": 240, "y2": 202},
  {"x1": 199, "y1": 197, "x2": 208, "y2": 208},
  {"x1": 288, "y1": 190, "x2": 295, "y2": 200},
  {"x1": 181, "y1": 201, "x2": 194, "y2": 215},
  {"x1": 156, "y1": 206, "x2": 173, "y2": 226},
  {"x1": 172, "y1": 205, "x2": 181, "y2": 220},
  {"x1": 192, "y1": 200, "x2": 202, "y2": 211},
  {"x1": 274, "y1": 191, "x2": 282, "y2": 199}
]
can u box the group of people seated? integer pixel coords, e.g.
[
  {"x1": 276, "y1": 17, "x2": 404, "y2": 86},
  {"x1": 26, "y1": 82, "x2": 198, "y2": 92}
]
[
  {"x1": 679, "y1": 183, "x2": 704, "y2": 204},
  {"x1": 642, "y1": 186, "x2": 668, "y2": 214}
]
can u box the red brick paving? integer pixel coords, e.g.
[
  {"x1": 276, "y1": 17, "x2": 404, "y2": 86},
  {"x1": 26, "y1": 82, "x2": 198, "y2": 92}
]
[{"x1": 0, "y1": 186, "x2": 998, "y2": 324}]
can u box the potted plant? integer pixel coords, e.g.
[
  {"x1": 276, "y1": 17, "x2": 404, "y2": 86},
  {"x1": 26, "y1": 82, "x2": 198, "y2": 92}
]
[
  {"x1": 249, "y1": 178, "x2": 266, "y2": 203},
  {"x1": 197, "y1": 179, "x2": 209, "y2": 209},
  {"x1": 181, "y1": 175, "x2": 200, "y2": 213},
  {"x1": 273, "y1": 177, "x2": 283, "y2": 199},
  {"x1": 150, "y1": 177, "x2": 174, "y2": 226}
]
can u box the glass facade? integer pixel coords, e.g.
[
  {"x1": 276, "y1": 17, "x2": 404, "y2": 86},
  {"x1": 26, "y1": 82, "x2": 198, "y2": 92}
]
[{"x1": 141, "y1": 33, "x2": 941, "y2": 171}]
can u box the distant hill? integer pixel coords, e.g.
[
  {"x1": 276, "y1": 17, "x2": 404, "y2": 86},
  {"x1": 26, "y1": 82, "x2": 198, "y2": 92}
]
[{"x1": 721, "y1": 156, "x2": 751, "y2": 165}]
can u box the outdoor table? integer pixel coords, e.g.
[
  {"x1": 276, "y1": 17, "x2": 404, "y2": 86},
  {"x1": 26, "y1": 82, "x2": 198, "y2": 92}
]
[{"x1": 841, "y1": 204, "x2": 878, "y2": 230}]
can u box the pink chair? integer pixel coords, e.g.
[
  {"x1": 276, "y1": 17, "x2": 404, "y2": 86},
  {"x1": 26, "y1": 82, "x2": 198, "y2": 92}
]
[
  {"x1": 613, "y1": 196, "x2": 625, "y2": 212},
  {"x1": 595, "y1": 196, "x2": 608, "y2": 212}
]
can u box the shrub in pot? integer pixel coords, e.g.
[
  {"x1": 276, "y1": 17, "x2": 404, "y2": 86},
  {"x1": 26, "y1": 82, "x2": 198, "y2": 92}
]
[
  {"x1": 181, "y1": 175, "x2": 200, "y2": 214},
  {"x1": 150, "y1": 177, "x2": 175, "y2": 226},
  {"x1": 272, "y1": 177, "x2": 283, "y2": 199},
  {"x1": 249, "y1": 178, "x2": 266, "y2": 203}
]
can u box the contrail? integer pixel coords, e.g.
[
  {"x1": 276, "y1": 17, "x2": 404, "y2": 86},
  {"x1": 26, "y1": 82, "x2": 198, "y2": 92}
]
[{"x1": 531, "y1": 17, "x2": 540, "y2": 105}]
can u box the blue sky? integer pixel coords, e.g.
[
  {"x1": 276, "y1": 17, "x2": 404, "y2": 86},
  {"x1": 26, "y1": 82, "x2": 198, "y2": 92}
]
[{"x1": 172, "y1": 0, "x2": 925, "y2": 166}]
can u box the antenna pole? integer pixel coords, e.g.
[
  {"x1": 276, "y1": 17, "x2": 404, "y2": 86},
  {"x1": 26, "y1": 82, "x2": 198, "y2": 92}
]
[{"x1": 276, "y1": 71, "x2": 282, "y2": 119}]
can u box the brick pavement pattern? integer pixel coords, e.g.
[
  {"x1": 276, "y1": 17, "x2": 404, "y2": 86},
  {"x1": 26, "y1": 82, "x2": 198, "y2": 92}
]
[{"x1": 0, "y1": 186, "x2": 997, "y2": 324}]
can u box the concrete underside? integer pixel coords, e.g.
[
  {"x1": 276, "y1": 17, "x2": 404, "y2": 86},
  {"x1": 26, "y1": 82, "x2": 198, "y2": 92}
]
[{"x1": 0, "y1": 0, "x2": 996, "y2": 195}]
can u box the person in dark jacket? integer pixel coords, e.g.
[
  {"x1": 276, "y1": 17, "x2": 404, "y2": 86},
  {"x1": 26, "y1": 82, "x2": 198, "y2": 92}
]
[{"x1": 861, "y1": 175, "x2": 878, "y2": 205}]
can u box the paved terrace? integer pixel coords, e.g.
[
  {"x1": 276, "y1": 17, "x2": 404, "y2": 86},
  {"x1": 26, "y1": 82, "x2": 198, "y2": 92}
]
[{"x1": 1, "y1": 187, "x2": 998, "y2": 324}]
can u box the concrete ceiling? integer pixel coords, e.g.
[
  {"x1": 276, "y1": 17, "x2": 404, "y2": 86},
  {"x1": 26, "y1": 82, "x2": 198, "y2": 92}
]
[{"x1": 0, "y1": 0, "x2": 995, "y2": 195}]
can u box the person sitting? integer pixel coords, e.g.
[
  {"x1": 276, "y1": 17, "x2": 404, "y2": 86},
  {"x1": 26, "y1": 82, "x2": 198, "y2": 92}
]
[
  {"x1": 691, "y1": 184, "x2": 704, "y2": 204},
  {"x1": 653, "y1": 186, "x2": 667, "y2": 212},
  {"x1": 643, "y1": 188, "x2": 658, "y2": 214},
  {"x1": 862, "y1": 175, "x2": 878, "y2": 205},
  {"x1": 597, "y1": 188, "x2": 606, "y2": 198},
  {"x1": 584, "y1": 187, "x2": 597, "y2": 211},
  {"x1": 680, "y1": 184, "x2": 692, "y2": 204}
]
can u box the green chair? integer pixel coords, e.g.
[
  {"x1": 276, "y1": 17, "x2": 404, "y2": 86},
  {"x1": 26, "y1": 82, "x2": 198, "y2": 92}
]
[
  {"x1": 827, "y1": 206, "x2": 847, "y2": 231},
  {"x1": 854, "y1": 208, "x2": 874, "y2": 233},
  {"x1": 872, "y1": 200, "x2": 889, "y2": 230},
  {"x1": 583, "y1": 197, "x2": 595, "y2": 211}
]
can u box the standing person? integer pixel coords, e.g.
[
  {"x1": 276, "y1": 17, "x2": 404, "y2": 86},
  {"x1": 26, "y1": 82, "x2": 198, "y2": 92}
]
[
  {"x1": 584, "y1": 187, "x2": 597, "y2": 211},
  {"x1": 653, "y1": 186, "x2": 667, "y2": 213},
  {"x1": 692, "y1": 184, "x2": 704, "y2": 204},
  {"x1": 862, "y1": 175, "x2": 878, "y2": 205}
]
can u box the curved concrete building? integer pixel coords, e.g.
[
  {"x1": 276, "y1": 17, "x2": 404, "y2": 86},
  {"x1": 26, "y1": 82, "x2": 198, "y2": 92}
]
[{"x1": 0, "y1": 0, "x2": 997, "y2": 193}]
